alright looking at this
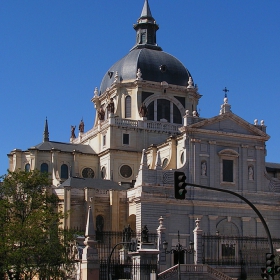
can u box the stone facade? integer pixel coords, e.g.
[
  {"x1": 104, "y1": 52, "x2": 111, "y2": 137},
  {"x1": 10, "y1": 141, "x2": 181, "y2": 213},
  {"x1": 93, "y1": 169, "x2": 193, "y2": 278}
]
[{"x1": 7, "y1": 0, "x2": 280, "y2": 278}]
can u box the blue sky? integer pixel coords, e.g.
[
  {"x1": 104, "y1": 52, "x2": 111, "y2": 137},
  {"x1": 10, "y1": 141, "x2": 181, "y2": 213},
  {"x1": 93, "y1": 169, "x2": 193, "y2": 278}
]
[{"x1": 0, "y1": 0, "x2": 280, "y2": 176}]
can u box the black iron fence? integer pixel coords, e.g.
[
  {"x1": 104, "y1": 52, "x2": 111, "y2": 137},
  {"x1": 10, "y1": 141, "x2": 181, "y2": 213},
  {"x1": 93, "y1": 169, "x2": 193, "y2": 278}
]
[
  {"x1": 202, "y1": 234, "x2": 280, "y2": 278},
  {"x1": 95, "y1": 230, "x2": 158, "y2": 261}
]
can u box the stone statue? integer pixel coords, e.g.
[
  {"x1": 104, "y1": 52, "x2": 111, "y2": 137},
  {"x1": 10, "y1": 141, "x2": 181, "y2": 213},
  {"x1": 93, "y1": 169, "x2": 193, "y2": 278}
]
[
  {"x1": 201, "y1": 161, "x2": 207, "y2": 176},
  {"x1": 79, "y1": 119, "x2": 84, "y2": 133},
  {"x1": 139, "y1": 103, "x2": 148, "y2": 117},
  {"x1": 98, "y1": 108, "x2": 105, "y2": 120},
  {"x1": 123, "y1": 224, "x2": 132, "y2": 243},
  {"x1": 141, "y1": 225, "x2": 149, "y2": 243},
  {"x1": 107, "y1": 98, "x2": 115, "y2": 114},
  {"x1": 71, "y1": 125, "x2": 76, "y2": 138},
  {"x1": 248, "y1": 166, "x2": 254, "y2": 180}
]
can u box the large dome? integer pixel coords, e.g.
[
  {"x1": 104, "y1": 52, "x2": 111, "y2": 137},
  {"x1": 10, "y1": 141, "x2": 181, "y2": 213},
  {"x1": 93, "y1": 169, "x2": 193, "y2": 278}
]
[
  {"x1": 99, "y1": 0, "x2": 192, "y2": 94},
  {"x1": 100, "y1": 48, "x2": 191, "y2": 94}
]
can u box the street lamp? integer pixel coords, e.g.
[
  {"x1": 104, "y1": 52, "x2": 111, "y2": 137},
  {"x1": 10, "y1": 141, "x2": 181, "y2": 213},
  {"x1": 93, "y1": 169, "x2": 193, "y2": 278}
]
[{"x1": 163, "y1": 231, "x2": 194, "y2": 280}]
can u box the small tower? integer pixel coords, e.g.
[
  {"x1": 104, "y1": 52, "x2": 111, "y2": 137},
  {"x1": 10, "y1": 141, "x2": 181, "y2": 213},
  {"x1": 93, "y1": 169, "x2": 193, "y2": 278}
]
[
  {"x1": 43, "y1": 118, "x2": 49, "y2": 142},
  {"x1": 81, "y1": 206, "x2": 99, "y2": 280}
]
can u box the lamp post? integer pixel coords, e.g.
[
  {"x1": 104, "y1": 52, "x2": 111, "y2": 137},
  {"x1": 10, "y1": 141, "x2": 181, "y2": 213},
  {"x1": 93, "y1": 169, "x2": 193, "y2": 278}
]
[
  {"x1": 163, "y1": 231, "x2": 194, "y2": 280},
  {"x1": 216, "y1": 230, "x2": 220, "y2": 265}
]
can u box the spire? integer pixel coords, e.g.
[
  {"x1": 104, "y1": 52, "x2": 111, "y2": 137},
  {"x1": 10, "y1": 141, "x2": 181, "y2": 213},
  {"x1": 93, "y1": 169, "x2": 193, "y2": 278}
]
[
  {"x1": 140, "y1": 0, "x2": 153, "y2": 19},
  {"x1": 43, "y1": 118, "x2": 49, "y2": 142},
  {"x1": 131, "y1": 0, "x2": 162, "y2": 51},
  {"x1": 84, "y1": 206, "x2": 96, "y2": 247}
]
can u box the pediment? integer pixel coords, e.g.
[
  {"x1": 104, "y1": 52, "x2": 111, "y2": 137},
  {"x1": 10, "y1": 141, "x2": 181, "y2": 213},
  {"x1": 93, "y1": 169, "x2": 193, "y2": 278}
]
[{"x1": 188, "y1": 112, "x2": 269, "y2": 139}]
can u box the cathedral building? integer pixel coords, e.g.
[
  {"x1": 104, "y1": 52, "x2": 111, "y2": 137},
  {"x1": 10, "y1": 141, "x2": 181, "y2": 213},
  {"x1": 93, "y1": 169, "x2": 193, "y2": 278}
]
[{"x1": 7, "y1": 0, "x2": 280, "y2": 277}]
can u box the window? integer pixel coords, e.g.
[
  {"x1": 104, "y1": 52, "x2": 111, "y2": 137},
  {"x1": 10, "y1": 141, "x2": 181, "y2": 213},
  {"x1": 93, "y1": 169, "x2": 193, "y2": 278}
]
[
  {"x1": 101, "y1": 166, "x2": 106, "y2": 179},
  {"x1": 125, "y1": 96, "x2": 131, "y2": 118},
  {"x1": 157, "y1": 99, "x2": 170, "y2": 122},
  {"x1": 180, "y1": 152, "x2": 185, "y2": 164},
  {"x1": 103, "y1": 135, "x2": 106, "y2": 146},
  {"x1": 173, "y1": 103, "x2": 182, "y2": 124},
  {"x1": 123, "y1": 133, "x2": 129, "y2": 145},
  {"x1": 147, "y1": 101, "x2": 154, "y2": 120},
  {"x1": 25, "y1": 163, "x2": 30, "y2": 172},
  {"x1": 61, "y1": 164, "x2": 68, "y2": 179},
  {"x1": 82, "y1": 168, "x2": 94, "y2": 178},
  {"x1": 40, "y1": 163, "x2": 48, "y2": 173},
  {"x1": 223, "y1": 160, "x2": 233, "y2": 182},
  {"x1": 120, "y1": 165, "x2": 132, "y2": 178},
  {"x1": 162, "y1": 158, "x2": 168, "y2": 169},
  {"x1": 96, "y1": 215, "x2": 104, "y2": 242},
  {"x1": 219, "y1": 149, "x2": 239, "y2": 184}
]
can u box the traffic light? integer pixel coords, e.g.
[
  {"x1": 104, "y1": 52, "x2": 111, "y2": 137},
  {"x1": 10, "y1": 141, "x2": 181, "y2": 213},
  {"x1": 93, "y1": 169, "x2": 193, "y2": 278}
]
[
  {"x1": 174, "y1": 171, "x2": 187, "y2": 199},
  {"x1": 266, "y1": 253, "x2": 275, "y2": 275}
]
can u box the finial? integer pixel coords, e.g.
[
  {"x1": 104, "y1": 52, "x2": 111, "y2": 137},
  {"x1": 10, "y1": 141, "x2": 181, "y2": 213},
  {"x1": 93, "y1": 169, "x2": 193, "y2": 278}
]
[
  {"x1": 195, "y1": 218, "x2": 200, "y2": 229},
  {"x1": 140, "y1": 0, "x2": 153, "y2": 19},
  {"x1": 223, "y1": 87, "x2": 229, "y2": 98},
  {"x1": 43, "y1": 117, "x2": 49, "y2": 142},
  {"x1": 136, "y1": 68, "x2": 143, "y2": 80},
  {"x1": 187, "y1": 76, "x2": 194, "y2": 89}
]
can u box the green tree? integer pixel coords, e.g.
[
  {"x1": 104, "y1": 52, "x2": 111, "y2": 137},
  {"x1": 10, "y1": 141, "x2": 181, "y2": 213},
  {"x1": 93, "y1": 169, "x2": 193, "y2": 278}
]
[{"x1": 0, "y1": 170, "x2": 76, "y2": 280}]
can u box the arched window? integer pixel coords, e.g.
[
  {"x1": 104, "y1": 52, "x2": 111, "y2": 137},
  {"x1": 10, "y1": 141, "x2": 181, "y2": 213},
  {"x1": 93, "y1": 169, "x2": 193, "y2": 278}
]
[
  {"x1": 173, "y1": 104, "x2": 182, "y2": 124},
  {"x1": 157, "y1": 99, "x2": 170, "y2": 122},
  {"x1": 125, "y1": 96, "x2": 131, "y2": 118},
  {"x1": 147, "y1": 101, "x2": 154, "y2": 120},
  {"x1": 40, "y1": 163, "x2": 48, "y2": 173},
  {"x1": 25, "y1": 163, "x2": 30, "y2": 172},
  {"x1": 101, "y1": 166, "x2": 106, "y2": 179},
  {"x1": 96, "y1": 215, "x2": 104, "y2": 232},
  {"x1": 96, "y1": 215, "x2": 104, "y2": 242},
  {"x1": 61, "y1": 164, "x2": 68, "y2": 179}
]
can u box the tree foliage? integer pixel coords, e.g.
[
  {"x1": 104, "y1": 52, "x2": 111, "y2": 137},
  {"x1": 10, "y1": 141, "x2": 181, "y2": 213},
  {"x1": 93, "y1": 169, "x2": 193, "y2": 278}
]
[{"x1": 0, "y1": 170, "x2": 76, "y2": 280}]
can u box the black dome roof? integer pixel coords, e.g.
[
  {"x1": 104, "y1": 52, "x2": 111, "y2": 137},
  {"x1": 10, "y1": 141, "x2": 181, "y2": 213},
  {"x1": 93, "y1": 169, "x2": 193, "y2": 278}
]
[
  {"x1": 99, "y1": 0, "x2": 192, "y2": 94},
  {"x1": 100, "y1": 48, "x2": 191, "y2": 94}
]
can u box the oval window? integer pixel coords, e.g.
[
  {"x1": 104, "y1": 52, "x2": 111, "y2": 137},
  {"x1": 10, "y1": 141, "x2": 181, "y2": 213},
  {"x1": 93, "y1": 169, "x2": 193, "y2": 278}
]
[
  {"x1": 101, "y1": 167, "x2": 106, "y2": 179},
  {"x1": 162, "y1": 158, "x2": 168, "y2": 169}
]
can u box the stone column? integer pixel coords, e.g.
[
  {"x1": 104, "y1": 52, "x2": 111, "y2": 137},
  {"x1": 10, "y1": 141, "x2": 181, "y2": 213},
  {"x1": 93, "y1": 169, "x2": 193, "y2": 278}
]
[
  {"x1": 64, "y1": 187, "x2": 71, "y2": 229},
  {"x1": 193, "y1": 218, "x2": 203, "y2": 264},
  {"x1": 81, "y1": 206, "x2": 99, "y2": 280},
  {"x1": 157, "y1": 216, "x2": 166, "y2": 268}
]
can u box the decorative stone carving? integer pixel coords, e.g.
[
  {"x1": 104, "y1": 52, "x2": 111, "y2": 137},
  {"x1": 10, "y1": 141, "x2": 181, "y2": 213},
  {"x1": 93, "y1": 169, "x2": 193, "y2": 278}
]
[
  {"x1": 248, "y1": 166, "x2": 254, "y2": 180},
  {"x1": 254, "y1": 119, "x2": 258, "y2": 125},
  {"x1": 187, "y1": 76, "x2": 194, "y2": 89},
  {"x1": 94, "y1": 87, "x2": 99, "y2": 97},
  {"x1": 71, "y1": 125, "x2": 76, "y2": 138},
  {"x1": 136, "y1": 68, "x2": 143, "y2": 80},
  {"x1": 201, "y1": 161, "x2": 207, "y2": 176}
]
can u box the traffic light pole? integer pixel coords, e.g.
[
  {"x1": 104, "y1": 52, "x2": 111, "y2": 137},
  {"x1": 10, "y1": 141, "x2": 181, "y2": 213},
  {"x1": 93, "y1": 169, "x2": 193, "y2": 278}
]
[{"x1": 186, "y1": 182, "x2": 274, "y2": 279}]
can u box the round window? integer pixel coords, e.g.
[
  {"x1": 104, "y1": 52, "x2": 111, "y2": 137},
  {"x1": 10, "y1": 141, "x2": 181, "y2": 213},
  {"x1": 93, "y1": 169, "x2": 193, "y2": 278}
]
[
  {"x1": 82, "y1": 168, "x2": 94, "y2": 178},
  {"x1": 162, "y1": 158, "x2": 168, "y2": 169},
  {"x1": 101, "y1": 167, "x2": 106, "y2": 179},
  {"x1": 159, "y1": 65, "x2": 167, "y2": 73},
  {"x1": 120, "y1": 165, "x2": 133, "y2": 178}
]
